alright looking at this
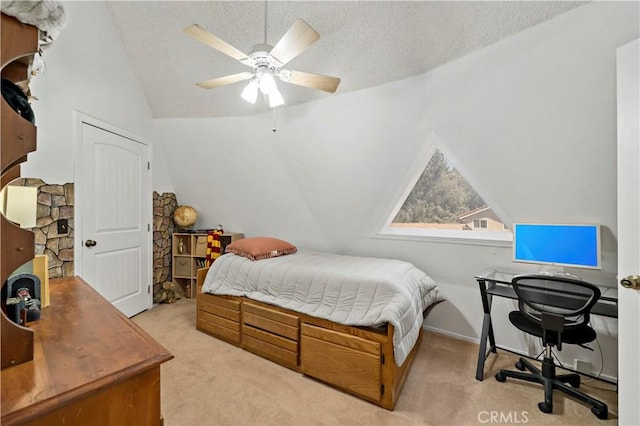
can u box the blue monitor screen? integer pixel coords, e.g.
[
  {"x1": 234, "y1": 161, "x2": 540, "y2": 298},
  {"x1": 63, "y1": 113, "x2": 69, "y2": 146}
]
[{"x1": 513, "y1": 223, "x2": 601, "y2": 269}]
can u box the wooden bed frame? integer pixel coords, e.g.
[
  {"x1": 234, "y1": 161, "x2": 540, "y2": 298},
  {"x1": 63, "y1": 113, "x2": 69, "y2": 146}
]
[{"x1": 195, "y1": 267, "x2": 422, "y2": 410}]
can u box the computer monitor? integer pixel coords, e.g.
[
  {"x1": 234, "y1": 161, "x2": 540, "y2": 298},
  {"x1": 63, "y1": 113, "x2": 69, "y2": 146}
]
[{"x1": 513, "y1": 223, "x2": 601, "y2": 270}]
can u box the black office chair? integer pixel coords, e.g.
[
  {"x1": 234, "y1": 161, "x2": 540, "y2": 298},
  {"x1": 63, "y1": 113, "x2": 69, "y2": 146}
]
[{"x1": 495, "y1": 274, "x2": 608, "y2": 419}]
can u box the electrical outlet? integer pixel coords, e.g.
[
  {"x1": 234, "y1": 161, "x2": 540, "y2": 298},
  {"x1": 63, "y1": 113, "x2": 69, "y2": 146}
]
[
  {"x1": 57, "y1": 218, "x2": 69, "y2": 235},
  {"x1": 574, "y1": 359, "x2": 592, "y2": 375}
]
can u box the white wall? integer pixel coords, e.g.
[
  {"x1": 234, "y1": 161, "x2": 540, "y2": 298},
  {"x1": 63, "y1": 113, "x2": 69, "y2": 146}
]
[
  {"x1": 26, "y1": 1, "x2": 173, "y2": 192},
  {"x1": 155, "y1": 1, "x2": 638, "y2": 380}
]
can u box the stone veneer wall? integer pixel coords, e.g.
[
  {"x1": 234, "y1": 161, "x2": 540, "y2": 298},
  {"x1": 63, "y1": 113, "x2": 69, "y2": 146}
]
[
  {"x1": 12, "y1": 178, "x2": 75, "y2": 279},
  {"x1": 8, "y1": 182, "x2": 176, "y2": 296},
  {"x1": 153, "y1": 192, "x2": 177, "y2": 295}
]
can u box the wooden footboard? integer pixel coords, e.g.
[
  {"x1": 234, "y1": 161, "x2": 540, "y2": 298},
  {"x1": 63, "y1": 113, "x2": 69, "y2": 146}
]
[{"x1": 196, "y1": 267, "x2": 421, "y2": 410}]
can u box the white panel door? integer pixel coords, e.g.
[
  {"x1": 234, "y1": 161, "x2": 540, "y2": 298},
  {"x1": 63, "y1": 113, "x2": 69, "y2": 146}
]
[
  {"x1": 77, "y1": 118, "x2": 151, "y2": 317},
  {"x1": 616, "y1": 38, "x2": 640, "y2": 426}
]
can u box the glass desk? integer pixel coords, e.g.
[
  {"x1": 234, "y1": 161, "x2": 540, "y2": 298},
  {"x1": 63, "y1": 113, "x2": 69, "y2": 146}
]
[{"x1": 474, "y1": 269, "x2": 618, "y2": 382}]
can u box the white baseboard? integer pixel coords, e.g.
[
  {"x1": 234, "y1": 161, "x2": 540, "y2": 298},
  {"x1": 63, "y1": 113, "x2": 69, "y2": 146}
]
[
  {"x1": 422, "y1": 325, "x2": 618, "y2": 384},
  {"x1": 423, "y1": 325, "x2": 479, "y2": 344}
]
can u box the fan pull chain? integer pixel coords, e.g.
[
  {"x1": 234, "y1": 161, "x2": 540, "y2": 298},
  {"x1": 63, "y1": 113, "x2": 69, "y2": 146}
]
[{"x1": 272, "y1": 107, "x2": 277, "y2": 133}]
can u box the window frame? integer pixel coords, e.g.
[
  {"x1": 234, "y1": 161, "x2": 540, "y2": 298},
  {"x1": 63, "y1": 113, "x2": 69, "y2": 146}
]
[
  {"x1": 376, "y1": 134, "x2": 512, "y2": 247},
  {"x1": 473, "y1": 219, "x2": 488, "y2": 229}
]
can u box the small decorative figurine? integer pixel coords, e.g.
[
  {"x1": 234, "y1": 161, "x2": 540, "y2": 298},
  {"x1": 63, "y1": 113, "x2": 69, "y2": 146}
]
[
  {"x1": 17, "y1": 287, "x2": 40, "y2": 322},
  {"x1": 153, "y1": 282, "x2": 183, "y2": 304}
]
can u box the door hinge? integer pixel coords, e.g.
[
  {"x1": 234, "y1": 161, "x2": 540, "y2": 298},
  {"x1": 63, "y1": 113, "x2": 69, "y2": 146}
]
[
  {"x1": 381, "y1": 354, "x2": 385, "y2": 365},
  {"x1": 381, "y1": 384, "x2": 385, "y2": 395},
  {"x1": 147, "y1": 161, "x2": 150, "y2": 170}
]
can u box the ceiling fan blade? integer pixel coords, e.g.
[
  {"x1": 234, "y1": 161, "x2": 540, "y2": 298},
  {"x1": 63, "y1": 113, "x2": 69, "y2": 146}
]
[
  {"x1": 184, "y1": 24, "x2": 248, "y2": 62},
  {"x1": 269, "y1": 19, "x2": 320, "y2": 66},
  {"x1": 279, "y1": 70, "x2": 341, "y2": 93},
  {"x1": 196, "y1": 72, "x2": 254, "y2": 89}
]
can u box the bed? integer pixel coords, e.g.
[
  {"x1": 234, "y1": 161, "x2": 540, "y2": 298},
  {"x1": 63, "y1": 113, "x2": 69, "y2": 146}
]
[{"x1": 196, "y1": 244, "x2": 444, "y2": 410}]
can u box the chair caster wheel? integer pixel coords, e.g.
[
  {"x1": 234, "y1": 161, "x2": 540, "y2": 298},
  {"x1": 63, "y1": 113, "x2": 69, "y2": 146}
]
[
  {"x1": 515, "y1": 361, "x2": 525, "y2": 371},
  {"x1": 568, "y1": 376, "x2": 580, "y2": 388},
  {"x1": 495, "y1": 372, "x2": 506, "y2": 382},
  {"x1": 538, "y1": 402, "x2": 552, "y2": 414},
  {"x1": 591, "y1": 406, "x2": 608, "y2": 420}
]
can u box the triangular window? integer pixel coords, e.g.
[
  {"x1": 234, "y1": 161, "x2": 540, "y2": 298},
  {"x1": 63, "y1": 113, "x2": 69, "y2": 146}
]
[{"x1": 384, "y1": 148, "x2": 511, "y2": 242}]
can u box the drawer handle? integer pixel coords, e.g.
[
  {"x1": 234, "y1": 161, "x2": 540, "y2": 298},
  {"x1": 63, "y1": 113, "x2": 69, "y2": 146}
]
[
  {"x1": 16, "y1": 246, "x2": 24, "y2": 252},
  {"x1": 18, "y1": 134, "x2": 25, "y2": 141}
]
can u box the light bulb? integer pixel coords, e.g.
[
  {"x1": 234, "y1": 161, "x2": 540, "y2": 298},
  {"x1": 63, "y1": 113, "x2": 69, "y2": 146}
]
[
  {"x1": 269, "y1": 87, "x2": 284, "y2": 108},
  {"x1": 259, "y1": 72, "x2": 277, "y2": 95},
  {"x1": 240, "y1": 80, "x2": 258, "y2": 104}
]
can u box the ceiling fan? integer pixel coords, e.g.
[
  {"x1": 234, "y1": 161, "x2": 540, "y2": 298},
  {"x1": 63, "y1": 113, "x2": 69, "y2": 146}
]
[{"x1": 183, "y1": 17, "x2": 341, "y2": 108}]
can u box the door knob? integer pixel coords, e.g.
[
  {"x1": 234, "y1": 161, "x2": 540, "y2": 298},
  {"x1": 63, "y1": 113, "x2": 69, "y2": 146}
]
[
  {"x1": 620, "y1": 275, "x2": 640, "y2": 289},
  {"x1": 85, "y1": 239, "x2": 97, "y2": 248}
]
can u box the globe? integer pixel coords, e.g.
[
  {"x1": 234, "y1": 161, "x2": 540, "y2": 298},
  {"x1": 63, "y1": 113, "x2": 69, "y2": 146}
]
[{"x1": 173, "y1": 205, "x2": 197, "y2": 228}]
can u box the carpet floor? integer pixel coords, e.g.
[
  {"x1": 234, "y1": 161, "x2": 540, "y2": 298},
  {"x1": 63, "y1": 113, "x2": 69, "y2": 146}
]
[{"x1": 132, "y1": 298, "x2": 618, "y2": 426}]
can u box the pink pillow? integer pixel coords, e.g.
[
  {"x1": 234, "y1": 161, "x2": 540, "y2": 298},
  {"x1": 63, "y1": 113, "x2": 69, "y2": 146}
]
[{"x1": 225, "y1": 237, "x2": 297, "y2": 261}]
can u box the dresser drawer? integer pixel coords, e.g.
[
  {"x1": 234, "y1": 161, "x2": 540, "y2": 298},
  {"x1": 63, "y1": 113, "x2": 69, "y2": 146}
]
[
  {"x1": 242, "y1": 301, "x2": 299, "y2": 341},
  {"x1": 300, "y1": 323, "x2": 382, "y2": 402},
  {"x1": 197, "y1": 294, "x2": 241, "y2": 345},
  {"x1": 242, "y1": 325, "x2": 298, "y2": 369},
  {"x1": 198, "y1": 311, "x2": 241, "y2": 344},
  {"x1": 198, "y1": 294, "x2": 241, "y2": 322}
]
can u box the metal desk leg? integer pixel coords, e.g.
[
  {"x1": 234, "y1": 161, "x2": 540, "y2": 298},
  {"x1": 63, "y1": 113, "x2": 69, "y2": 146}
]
[
  {"x1": 487, "y1": 302, "x2": 497, "y2": 351},
  {"x1": 476, "y1": 279, "x2": 497, "y2": 381},
  {"x1": 476, "y1": 312, "x2": 492, "y2": 380}
]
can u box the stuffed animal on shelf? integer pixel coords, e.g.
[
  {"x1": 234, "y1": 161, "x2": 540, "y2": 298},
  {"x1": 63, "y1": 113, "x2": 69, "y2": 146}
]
[{"x1": 153, "y1": 281, "x2": 182, "y2": 304}]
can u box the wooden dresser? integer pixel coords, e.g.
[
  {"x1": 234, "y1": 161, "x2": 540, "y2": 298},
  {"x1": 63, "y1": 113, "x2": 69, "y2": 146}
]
[{"x1": 1, "y1": 276, "x2": 173, "y2": 425}]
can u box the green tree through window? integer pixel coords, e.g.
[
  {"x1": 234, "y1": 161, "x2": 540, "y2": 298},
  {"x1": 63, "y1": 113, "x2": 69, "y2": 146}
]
[{"x1": 392, "y1": 150, "x2": 490, "y2": 228}]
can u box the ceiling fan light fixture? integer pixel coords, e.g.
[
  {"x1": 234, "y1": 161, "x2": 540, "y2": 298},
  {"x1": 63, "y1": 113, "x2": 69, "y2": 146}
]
[
  {"x1": 185, "y1": 17, "x2": 340, "y2": 113},
  {"x1": 240, "y1": 79, "x2": 259, "y2": 104}
]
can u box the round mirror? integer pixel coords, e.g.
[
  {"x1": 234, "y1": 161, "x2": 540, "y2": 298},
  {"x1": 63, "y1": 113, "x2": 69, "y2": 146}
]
[{"x1": 0, "y1": 177, "x2": 41, "y2": 228}]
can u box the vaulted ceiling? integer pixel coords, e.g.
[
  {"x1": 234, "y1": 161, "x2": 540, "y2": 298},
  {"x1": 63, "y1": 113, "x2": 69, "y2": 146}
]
[{"x1": 106, "y1": 1, "x2": 586, "y2": 118}]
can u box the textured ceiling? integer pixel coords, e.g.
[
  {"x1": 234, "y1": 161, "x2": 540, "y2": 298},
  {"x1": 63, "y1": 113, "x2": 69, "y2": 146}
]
[{"x1": 107, "y1": 1, "x2": 586, "y2": 118}]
